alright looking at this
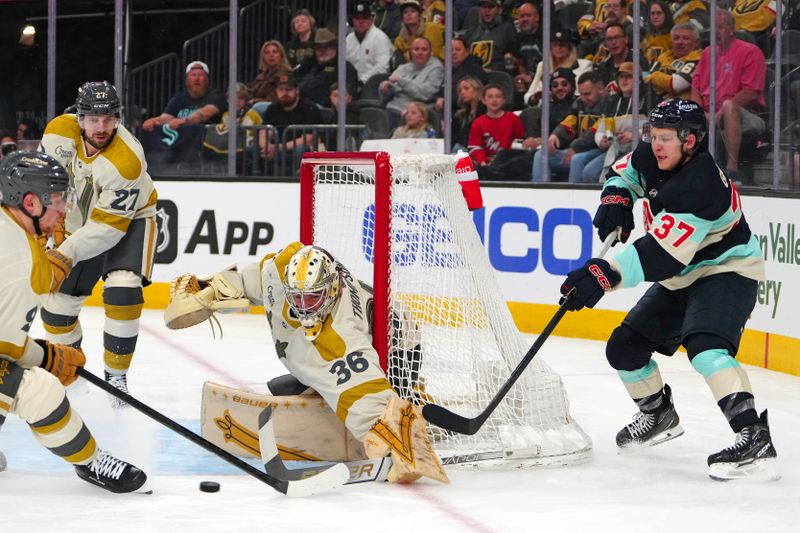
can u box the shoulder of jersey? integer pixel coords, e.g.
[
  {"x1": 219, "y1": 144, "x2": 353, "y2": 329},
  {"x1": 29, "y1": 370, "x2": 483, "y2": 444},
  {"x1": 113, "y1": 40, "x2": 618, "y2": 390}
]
[
  {"x1": 102, "y1": 126, "x2": 145, "y2": 181},
  {"x1": 44, "y1": 114, "x2": 81, "y2": 141}
]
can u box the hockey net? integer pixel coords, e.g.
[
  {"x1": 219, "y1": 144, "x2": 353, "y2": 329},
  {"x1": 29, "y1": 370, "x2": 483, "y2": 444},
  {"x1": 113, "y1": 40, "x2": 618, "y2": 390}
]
[{"x1": 299, "y1": 152, "x2": 591, "y2": 466}]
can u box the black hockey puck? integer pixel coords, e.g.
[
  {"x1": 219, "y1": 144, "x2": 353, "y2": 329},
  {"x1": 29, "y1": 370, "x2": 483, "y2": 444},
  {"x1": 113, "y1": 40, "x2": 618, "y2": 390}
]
[{"x1": 199, "y1": 481, "x2": 221, "y2": 493}]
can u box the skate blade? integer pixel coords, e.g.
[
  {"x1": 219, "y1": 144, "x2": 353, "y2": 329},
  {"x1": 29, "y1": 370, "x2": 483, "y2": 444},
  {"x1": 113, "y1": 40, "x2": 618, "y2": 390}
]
[
  {"x1": 618, "y1": 425, "x2": 685, "y2": 453},
  {"x1": 709, "y1": 457, "x2": 781, "y2": 482}
]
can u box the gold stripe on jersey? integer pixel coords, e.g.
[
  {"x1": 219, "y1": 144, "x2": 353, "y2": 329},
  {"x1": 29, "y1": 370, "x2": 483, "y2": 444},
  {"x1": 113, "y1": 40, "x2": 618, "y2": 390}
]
[
  {"x1": 104, "y1": 302, "x2": 144, "y2": 321},
  {"x1": 140, "y1": 189, "x2": 159, "y2": 212},
  {"x1": 64, "y1": 436, "x2": 97, "y2": 464},
  {"x1": 90, "y1": 207, "x2": 132, "y2": 232},
  {"x1": 79, "y1": 133, "x2": 142, "y2": 181},
  {"x1": 335, "y1": 378, "x2": 393, "y2": 422},
  {"x1": 43, "y1": 114, "x2": 81, "y2": 141},
  {"x1": 0, "y1": 340, "x2": 25, "y2": 361},
  {"x1": 104, "y1": 350, "x2": 133, "y2": 371},
  {"x1": 43, "y1": 322, "x2": 78, "y2": 335},
  {"x1": 311, "y1": 315, "x2": 347, "y2": 362},
  {"x1": 0, "y1": 399, "x2": 10, "y2": 412},
  {"x1": 143, "y1": 216, "x2": 157, "y2": 280},
  {"x1": 26, "y1": 232, "x2": 53, "y2": 295}
]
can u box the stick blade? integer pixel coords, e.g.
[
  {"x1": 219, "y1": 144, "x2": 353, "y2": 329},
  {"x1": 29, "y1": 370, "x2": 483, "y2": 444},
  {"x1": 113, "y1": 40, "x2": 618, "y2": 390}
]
[
  {"x1": 257, "y1": 406, "x2": 349, "y2": 497},
  {"x1": 422, "y1": 403, "x2": 482, "y2": 435}
]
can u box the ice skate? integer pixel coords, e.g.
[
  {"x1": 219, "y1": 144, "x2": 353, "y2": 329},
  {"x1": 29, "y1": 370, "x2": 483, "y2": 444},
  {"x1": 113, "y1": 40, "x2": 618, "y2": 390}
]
[
  {"x1": 708, "y1": 410, "x2": 780, "y2": 482},
  {"x1": 616, "y1": 384, "x2": 684, "y2": 449},
  {"x1": 74, "y1": 449, "x2": 150, "y2": 493},
  {"x1": 105, "y1": 371, "x2": 130, "y2": 409}
]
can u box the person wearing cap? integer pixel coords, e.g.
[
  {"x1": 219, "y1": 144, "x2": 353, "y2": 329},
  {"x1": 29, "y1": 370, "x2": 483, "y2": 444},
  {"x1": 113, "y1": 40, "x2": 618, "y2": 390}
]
[
  {"x1": 296, "y1": 28, "x2": 360, "y2": 109},
  {"x1": 258, "y1": 73, "x2": 321, "y2": 175},
  {"x1": 529, "y1": 68, "x2": 580, "y2": 182},
  {"x1": 372, "y1": 0, "x2": 403, "y2": 41},
  {"x1": 143, "y1": 61, "x2": 227, "y2": 135},
  {"x1": 592, "y1": 61, "x2": 647, "y2": 181},
  {"x1": 346, "y1": 3, "x2": 394, "y2": 85},
  {"x1": 523, "y1": 28, "x2": 591, "y2": 107},
  {"x1": 462, "y1": 0, "x2": 519, "y2": 71},
  {"x1": 380, "y1": 36, "x2": 444, "y2": 113},
  {"x1": 286, "y1": 9, "x2": 317, "y2": 68},
  {"x1": 690, "y1": 9, "x2": 767, "y2": 183},
  {"x1": 394, "y1": 0, "x2": 444, "y2": 64}
]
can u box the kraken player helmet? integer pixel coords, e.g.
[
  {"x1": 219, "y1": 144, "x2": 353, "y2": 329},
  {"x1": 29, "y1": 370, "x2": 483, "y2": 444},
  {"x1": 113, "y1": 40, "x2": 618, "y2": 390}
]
[
  {"x1": 283, "y1": 245, "x2": 341, "y2": 339},
  {"x1": 0, "y1": 150, "x2": 73, "y2": 210},
  {"x1": 75, "y1": 81, "x2": 122, "y2": 118},
  {"x1": 646, "y1": 98, "x2": 707, "y2": 144}
]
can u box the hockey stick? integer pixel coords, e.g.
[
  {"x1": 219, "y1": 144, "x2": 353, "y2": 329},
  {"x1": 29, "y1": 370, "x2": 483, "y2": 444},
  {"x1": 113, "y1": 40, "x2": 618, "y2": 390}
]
[
  {"x1": 76, "y1": 368, "x2": 349, "y2": 497},
  {"x1": 422, "y1": 229, "x2": 619, "y2": 435}
]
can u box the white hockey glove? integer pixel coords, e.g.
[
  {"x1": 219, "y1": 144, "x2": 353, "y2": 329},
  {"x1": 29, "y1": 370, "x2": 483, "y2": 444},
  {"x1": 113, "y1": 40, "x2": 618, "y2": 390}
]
[{"x1": 164, "y1": 266, "x2": 251, "y2": 330}]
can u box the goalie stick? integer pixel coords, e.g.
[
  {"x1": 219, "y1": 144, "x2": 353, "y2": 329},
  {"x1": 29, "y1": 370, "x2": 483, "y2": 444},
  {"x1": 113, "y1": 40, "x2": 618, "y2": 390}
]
[
  {"x1": 77, "y1": 368, "x2": 349, "y2": 497},
  {"x1": 422, "y1": 229, "x2": 619, "y2": 435}
]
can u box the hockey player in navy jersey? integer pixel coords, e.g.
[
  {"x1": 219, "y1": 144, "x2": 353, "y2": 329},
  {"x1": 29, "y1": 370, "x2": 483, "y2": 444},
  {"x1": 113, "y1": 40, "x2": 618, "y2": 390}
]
[{"x1": 559, "y1": 98, "x2": 779, "y2": 481}]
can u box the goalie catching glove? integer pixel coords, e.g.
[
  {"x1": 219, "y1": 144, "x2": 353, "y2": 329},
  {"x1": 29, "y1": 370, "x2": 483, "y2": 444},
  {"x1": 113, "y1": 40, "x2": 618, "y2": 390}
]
[
  {"x1": 362, "y1": 396, "x2": 449, "y2": 484},
  {"x1": 35, "y1": 339, "x2": 86, "y2": 386},
  {"x1": 164, "y1": 267, "x2": 251, "y2": 330}
]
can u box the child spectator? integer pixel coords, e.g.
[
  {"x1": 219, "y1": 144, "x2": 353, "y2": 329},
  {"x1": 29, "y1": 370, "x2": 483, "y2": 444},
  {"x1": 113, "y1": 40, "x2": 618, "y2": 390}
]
[
  {"x1": 468, "y1": 83, "x2": 526, "y2": 180},
  {"x1": 391, "y1": 101, "x2": 436, "y2": 138},
  {"x1": 286, "y1": 9, "x2": 317, "y2": 68}
]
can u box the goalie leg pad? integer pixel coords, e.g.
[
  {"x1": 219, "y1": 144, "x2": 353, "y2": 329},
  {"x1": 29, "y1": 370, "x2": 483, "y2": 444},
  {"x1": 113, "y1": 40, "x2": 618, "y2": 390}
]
[{"x1": 363, "y1": 396, "x2": 449, "y2": 484}]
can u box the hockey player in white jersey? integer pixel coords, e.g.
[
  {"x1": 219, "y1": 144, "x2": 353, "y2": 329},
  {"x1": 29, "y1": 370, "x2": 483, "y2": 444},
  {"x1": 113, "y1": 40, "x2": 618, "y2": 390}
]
[
  {"x1": 164, "y1": 241, "x2": 449, "y2": 484},
  {"x1": 39, "y1": 81, "x2": 158, "y2": 406},
  {"x1": 0, "y1": 151, "x2": 148, "y2": 492}
]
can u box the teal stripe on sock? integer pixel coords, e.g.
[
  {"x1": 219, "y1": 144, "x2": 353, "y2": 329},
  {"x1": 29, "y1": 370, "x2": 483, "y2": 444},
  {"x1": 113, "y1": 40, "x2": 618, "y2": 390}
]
[
  {"x1": 617, "y1": 360, "x2": 658, "y2": 383},
  {"x1": 691, "y1": 348, "x2": 740, "y2": 379}
]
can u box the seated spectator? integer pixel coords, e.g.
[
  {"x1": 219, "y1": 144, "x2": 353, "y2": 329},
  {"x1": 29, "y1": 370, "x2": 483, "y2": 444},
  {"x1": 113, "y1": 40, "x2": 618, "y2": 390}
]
[
  {"x1": 543, "y1": 70, "x2": 608, "y2": 183},
  {"x1": 592, "y1": 62, "x2": 646, "y2": 181},
  {"x1": 513, "y1": 2, "x2": 544, "y2": 89},
  {"x1": 246, "y1": 40, "x2": 292, "y2": 112},
  {"x1": 374, "y1": 0, "x2": 403, "y2": 41},
  {"x1": 643, "y1": 22, "x2": 701, "y2": 105},
  {"x1": 141, "y1": 61, "x2": 227, "y2": 172},
  {"x1": 577, "y1": 0, "x2": 612, "y2": 59},
  {"x1": 585, "y1": 0, "x2": 646, "y2": 65},
  {"x1": 202, "y1": 82, "x2": 263, "y2": 172},
  {"x1": 286, "y1": 10, "x2": 317, "y2": 68},
  {"x1": 394, "y1": 0, "x2": 445, "y2": 64},
  {"x1": 380, "y1": 37, "x2": 444, "y2": 113},
  {"x1": 258, "y1": 73, "x2": 322, "y2": 175},
  {"x1": 421, "y1": 0, "x2": 446, "y2": 25},
  {"x1": 595, "y1": 23, "x2": 647, "y2": 89},
  {"x1": 463, "y1": 0, "x2": 519, "y2": 72},
  {"x1": 468, "y1": 83, "x2": 528, "y2": 180},
  {"x1": 346, "y1": 3, "x2": 394, "y2": 85},
  {"x1": 452, "y1": 76, "x2": 486, "y2": 152},
  {"x1": 434, "y1": 36, "x2": 488, "y2": 112},
  {"x1": 391, "y1": 101, "x2": 436, "y2": 138},
  {"x1": 691, "y1": 9, "x2": 766, "y2": 182},
  {"x1": 296, "y1": 28, "x2": 360, "y2": 108},
  {"x1": 641, "y1": 0, "x2": 674, "y2": 67},
  {"x1": 732, "y1": 0, "x2": 777, "y2": 56},
  {"x1": 325, "y1": 83, "x2": 364, "y2": 150},
  {"x1": 523, "y1": 28, "x2": 591, "y2": 107},
  {"x1": 15, "y1": 119, "x2": 39, "y2": 142}
]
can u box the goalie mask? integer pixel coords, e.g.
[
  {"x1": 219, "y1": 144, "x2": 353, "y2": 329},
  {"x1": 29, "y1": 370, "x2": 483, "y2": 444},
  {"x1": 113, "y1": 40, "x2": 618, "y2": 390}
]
[{"x1": 283, "y1": 245, "x2": 341, "y2": 340}]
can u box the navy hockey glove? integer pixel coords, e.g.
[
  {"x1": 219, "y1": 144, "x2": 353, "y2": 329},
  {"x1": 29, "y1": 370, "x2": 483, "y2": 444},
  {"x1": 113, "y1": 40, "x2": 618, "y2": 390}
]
[
  {"x1": 593, "y1": 186, "x2": 634, "y2": 245},
  {"x1": 560, "y1": 259, "x2": 621, "y2": 311}
]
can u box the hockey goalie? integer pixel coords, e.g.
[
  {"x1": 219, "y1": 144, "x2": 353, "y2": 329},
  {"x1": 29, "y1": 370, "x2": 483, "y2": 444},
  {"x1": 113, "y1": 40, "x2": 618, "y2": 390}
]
[{"x1": 164, "y1": 241, "x2": 449, "y2": 484}]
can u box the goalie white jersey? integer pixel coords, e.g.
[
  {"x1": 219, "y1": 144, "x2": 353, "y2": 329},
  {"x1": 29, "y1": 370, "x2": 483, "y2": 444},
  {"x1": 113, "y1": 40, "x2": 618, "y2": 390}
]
[
  {"x1": 256, "y1": 242, "x2": 395, "y2": 441},
  {"x1": 40, "y1": 114, "x2": 158, "y2": 264},
  {"x1": 0, "y1": 207, "x2": 48, "y2": 368}
]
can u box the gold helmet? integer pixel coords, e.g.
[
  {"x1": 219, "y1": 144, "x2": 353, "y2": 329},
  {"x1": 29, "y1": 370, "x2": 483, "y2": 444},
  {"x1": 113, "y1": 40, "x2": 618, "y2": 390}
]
[{"x1": 283, "y1": 245, "x2": 340, "y2": 339}]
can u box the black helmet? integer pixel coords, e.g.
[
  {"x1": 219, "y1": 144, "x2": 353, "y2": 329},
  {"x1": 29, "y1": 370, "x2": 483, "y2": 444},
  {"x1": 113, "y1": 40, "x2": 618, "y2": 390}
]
[
  {"x1": 75, "y1": 81, "x2": 121, "y2": 117},
  {"x1": 647, "y1": 98, "x2": 707, "y2": 143},
  {"x1": 0, "y1": 150, "x2": 72, "y2": 209}
]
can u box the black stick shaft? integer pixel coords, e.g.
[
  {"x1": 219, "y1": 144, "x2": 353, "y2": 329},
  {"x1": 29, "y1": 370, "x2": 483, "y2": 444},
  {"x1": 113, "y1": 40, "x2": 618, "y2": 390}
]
[{"x1": 76, "y1": 367, "x2": 288, "y2": 494}]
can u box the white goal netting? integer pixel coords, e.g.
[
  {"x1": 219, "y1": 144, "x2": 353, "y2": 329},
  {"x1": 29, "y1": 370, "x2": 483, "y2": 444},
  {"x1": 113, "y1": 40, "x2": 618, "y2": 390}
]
[{"x1": 302, "y1": 153, "x2": 591, "y2": 466}]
